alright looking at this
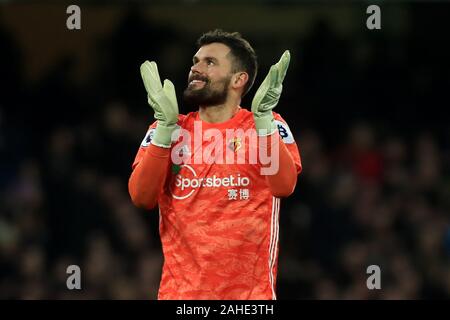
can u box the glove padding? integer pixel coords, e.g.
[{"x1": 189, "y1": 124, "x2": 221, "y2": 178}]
[
  {"x1": 140, "y1": 61, "x2": 179, "y2": 148},
  {"x1": 251, "y1": 50, "x2": 290, "y2": 136}
]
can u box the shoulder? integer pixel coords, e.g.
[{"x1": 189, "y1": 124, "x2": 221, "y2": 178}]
[
  {"x1": 178, "y1": 112, "x2": 193, "y2": 125},
  {"x1": 236, "y1": 107, "x2": 255, "y2": 125},
  {"x1": 239, "y1": 107, "x2": 254, "y2": 119},
  {"x1": 272, "y1": 111, "x2": 289, "y2": 123}
]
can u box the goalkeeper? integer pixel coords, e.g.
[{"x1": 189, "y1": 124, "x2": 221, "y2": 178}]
[{"x1": 129, "y1": 29, "x2": 302, "y2": 300}]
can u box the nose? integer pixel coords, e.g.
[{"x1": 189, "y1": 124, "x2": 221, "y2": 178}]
[{"x1": 190, "y1": 62, "x2": 201, "y2": 74}]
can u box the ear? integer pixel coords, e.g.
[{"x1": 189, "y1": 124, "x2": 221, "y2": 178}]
[{"x1": 231, "y1": 72, "x2": 249, "y2": 91}]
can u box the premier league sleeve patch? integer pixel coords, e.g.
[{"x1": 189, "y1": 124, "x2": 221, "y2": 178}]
[
  {"x1": 275, "y1": 120, "x2": 295, "y2": 144},
  {"x1": 141, "y1": 128, "x2": 155, "y2": 147}
]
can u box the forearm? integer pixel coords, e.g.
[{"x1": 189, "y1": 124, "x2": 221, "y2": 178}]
[
  {"x1": 260, "y1": 133, "x2": 298, "y2": 197},
  {"x1": 128, "y1": 144, "x2": 170, "y2": 209}
]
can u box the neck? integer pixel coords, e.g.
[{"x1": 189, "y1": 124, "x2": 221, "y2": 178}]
[{"x1": 199, "y1": 99, "x2": 241, "y2": 123}]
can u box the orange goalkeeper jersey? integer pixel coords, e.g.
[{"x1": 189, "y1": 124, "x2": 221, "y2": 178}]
[{"x1": 131, "y1": 107, "x2": 301, "y2": 300}]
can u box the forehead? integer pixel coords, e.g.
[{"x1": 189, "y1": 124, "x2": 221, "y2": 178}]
[{"x1": 194, "y1": 43, "x2": 232, "y2": 61}]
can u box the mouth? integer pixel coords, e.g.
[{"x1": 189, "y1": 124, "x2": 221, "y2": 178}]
[
  {"x1": 188, "y1": 79, "x2": 207, "y2": 89},
  {"x1": 188, "y1": 74, "x2": 209, "y2": 88}
]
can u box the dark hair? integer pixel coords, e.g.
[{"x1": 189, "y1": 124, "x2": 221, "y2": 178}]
[{"x1": 197, "y1": 29, "x2": 258, "y2": 97}]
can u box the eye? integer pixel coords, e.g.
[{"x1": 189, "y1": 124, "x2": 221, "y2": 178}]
[{"x1": 207, "y1": 59, "x2": 215, "y2": 66}]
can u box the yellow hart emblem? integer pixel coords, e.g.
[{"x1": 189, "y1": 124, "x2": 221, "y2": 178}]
[{"x1": 229, "y1": 137, "x2": 242, "y2": 152}]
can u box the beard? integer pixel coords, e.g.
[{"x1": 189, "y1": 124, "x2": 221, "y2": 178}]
[{"x1": 182, "y1": 75, "x2": 231, "y2": 108}]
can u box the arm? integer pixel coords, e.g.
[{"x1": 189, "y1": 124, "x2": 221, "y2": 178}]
[
  {"x1": 128, "y1": 144, "x2": 170, "y2": 209},
  {"x1": 251, "y1": 51, "x2": 301, "y2": 197},
  {"x1": 128, "y1": 61, "x2": 178, "y2": 210},
  {"x1": 260, "y1": 132, "x2": 298, "y2": 197}
]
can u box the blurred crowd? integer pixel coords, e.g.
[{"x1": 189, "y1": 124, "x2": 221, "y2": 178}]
[
  {"x1": 279, "y1": 124, "x2": 450, "y2": 299},
  {"x1": 1, "y1": 5, "x2": 449, "y2": 299}
]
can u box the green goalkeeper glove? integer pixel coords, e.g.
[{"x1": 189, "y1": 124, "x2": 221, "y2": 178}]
[
  {"x1": 251, "y1": 50, "x2": 290, "y2": 136},
  {"x1": 140, "y1": 60, "x2": 179, "y2": 148}
]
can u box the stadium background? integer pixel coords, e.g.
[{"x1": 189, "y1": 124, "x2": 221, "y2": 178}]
[{"x1": 1, "y1": 1, "x2": 449, "y2": 299}]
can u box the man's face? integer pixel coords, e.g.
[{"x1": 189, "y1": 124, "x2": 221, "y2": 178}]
[{"x1": 183, "y1": 43, "x2": 234, "y2": 107}]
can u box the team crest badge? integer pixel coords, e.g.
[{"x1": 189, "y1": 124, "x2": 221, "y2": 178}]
[{"x1": 228, "y1": 137, "x2": 242, "y2": 152}]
